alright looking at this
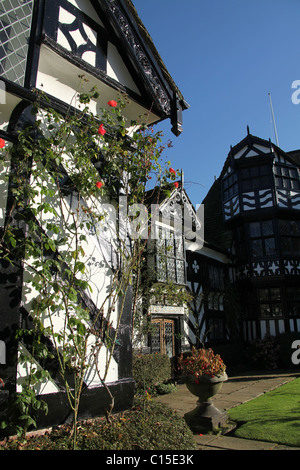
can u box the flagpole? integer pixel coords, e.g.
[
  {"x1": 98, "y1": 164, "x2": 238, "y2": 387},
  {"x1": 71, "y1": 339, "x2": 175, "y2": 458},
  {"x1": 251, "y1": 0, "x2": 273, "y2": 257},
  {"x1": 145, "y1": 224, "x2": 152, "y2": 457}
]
[{"x1": 268, "y1": 92, "x2": 279, "y2": 147}]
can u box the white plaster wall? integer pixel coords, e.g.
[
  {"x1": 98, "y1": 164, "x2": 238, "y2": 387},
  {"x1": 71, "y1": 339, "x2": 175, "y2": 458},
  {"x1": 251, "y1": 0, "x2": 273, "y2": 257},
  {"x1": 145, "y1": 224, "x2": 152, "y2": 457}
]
[
  {"x1": 66, "y1": 0, "x2": 104, "y2": 27},
  {"x1": 20, "y1": 157, "x2": 120, "y2": 392},
  {"x1": 106, "y1": 42, "x2": 140, "y2": 95},
  {"x1": 36, "y1": 46, "x2": 159, "y2": 128},
  {"x1": 17, "y1": 343, "x2": 60, "y2": 394},
  {"x1": 234, "y1": 146, "x2": 247, "y2": 160},
  {"x1": 0, "y1": 93, "x2": 22, "y2": 132},
  {"x1": 191, "y1": 245, "x2": 230, "y2": 264}
]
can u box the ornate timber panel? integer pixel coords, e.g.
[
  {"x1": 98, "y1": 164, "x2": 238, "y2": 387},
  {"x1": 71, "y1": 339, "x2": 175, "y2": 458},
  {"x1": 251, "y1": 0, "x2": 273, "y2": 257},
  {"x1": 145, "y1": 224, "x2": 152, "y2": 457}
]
[
  {"x1": 242, "y1": 189, "x2": 274, "y2": 211},
  {"x1": 43, "y1": 0, "x2": 107, "y2": 71},
  {"x1": 276, "y1": 189, "x2": 300, "y2": 210},
  {"x1": 224, "y1": 195, "x2": 240, "y2": 221},
  {"x1": 235, "y1": 259, "x2": 300, "y2": 280},
  {"x1": 105, "y1": 0, "x2": 171, "y2": 115}
]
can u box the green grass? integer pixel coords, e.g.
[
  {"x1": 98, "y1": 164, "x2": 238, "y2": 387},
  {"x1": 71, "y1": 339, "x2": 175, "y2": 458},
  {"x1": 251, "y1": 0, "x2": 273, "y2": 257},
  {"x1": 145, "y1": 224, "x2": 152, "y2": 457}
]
[{"x1": 228, "y1": 377, "x2": 300, "y2": 447}]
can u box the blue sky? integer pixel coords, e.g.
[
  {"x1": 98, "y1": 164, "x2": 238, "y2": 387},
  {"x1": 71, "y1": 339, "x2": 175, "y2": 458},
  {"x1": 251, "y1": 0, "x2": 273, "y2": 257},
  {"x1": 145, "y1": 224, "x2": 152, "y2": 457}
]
[{"x1": 133, "y1": 0, "x2": 300, "y2": 206}]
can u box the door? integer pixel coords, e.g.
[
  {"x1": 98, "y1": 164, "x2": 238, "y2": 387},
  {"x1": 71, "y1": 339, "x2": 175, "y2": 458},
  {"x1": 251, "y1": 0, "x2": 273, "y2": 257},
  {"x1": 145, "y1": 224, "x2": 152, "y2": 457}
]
[{"x1": 151, "y1": 319, "x2": 175, "y2": 358}]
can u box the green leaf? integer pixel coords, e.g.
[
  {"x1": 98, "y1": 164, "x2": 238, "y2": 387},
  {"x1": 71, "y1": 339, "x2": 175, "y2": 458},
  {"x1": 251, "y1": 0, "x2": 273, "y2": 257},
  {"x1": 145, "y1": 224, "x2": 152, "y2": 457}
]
[
  {"x1": 77, "y1": 322, "x2": 86, "y2": 336},
  {"x1": 75, "y1": 261, "x2": 85, "y2": 274},
  {"x1": 9, "y1": 237, "x2": 16, "y2": 248}
]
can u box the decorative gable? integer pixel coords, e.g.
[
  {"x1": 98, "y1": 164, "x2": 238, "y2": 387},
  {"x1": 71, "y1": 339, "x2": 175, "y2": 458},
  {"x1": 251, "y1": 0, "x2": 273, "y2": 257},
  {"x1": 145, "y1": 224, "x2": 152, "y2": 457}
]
[
  {"x1": 158, "y1": 186, "x2": 203, "y2": 245},
  {"x1": 0, "y1": 0, "x2": 187, "y2": 136}
]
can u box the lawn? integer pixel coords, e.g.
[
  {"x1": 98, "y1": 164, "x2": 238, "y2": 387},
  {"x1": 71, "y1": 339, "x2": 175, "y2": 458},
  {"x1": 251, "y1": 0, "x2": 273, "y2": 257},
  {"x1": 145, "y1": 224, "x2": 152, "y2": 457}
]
[{"x1": 228, "y1": 377, "x2": 300, "y2": 447}]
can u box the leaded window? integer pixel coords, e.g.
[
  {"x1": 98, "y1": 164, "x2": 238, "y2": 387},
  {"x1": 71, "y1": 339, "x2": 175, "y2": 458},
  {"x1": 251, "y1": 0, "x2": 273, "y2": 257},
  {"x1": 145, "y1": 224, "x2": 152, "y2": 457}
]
[
  {"x1": 150, "y1": 319, "x2": 175, "y2": 357},
  {"x1": 208, "y1": 292, "x2": 224, "y2": 311},
  {"x1": 274, "y1": 165, "x2": 300, "y2": 190},
  {"x1": 279, "y1": 220, "x2": 300, "y2": 255},
  {"x1": 258, "y1": 287, "x2": 282, "y2": 317},
  {"x1": 0, "y1": 0, "x2": 34, "y2": 86},
  {"x1": 240, "y1": 164, "x2": 270, "y2": 192},
  {"x1": 208, "y1": 265, "x2": 224, "y2": 289},
  {"x1": 156, "y1": 227, "x2": 185, "y2": 285},
  {"x1": 223, "y1": 171, "x2": 238, "y2": 201},
  {"x1": 286, "y1": 287, "x2": 300, "y2": 317},
  {"x1": 248, "y1": 220, "x2": 277, "y2": 258}
]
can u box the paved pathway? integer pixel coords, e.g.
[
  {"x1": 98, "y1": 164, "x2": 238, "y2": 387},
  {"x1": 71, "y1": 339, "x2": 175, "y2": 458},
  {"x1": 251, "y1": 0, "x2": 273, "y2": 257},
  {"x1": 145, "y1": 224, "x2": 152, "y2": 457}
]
[{"x1": 154, "y1": 370, "x2": 300, "y2": 450}]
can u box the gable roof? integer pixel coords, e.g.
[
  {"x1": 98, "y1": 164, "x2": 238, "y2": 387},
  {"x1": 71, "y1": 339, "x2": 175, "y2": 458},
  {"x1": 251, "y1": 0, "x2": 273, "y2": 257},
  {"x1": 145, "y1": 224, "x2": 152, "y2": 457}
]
[
  {"x1": 0, "y1": 0, "x2": 188, "y2": 137},
  {"x1": 220, "y1": 131, "x2": 300, "y2": 178},
  {"x1": 92, "y1": 0, "x2": 189, "y2": 135},
  {"x1": 145, "y1": 182, "x2": 206, "y2": 250}
]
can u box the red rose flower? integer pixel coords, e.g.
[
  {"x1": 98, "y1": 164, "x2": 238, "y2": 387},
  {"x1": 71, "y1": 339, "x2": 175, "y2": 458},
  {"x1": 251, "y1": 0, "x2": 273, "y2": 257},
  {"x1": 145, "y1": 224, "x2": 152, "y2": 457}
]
[
  {"x1": 174, "y1": 182, "x2": 179, "y2": 188},
  {"x1": 98, "y1": 124, "x2": 106, "y2": 136},
  {"x1": 169, "y1": 168, "x2": 176, "y2": 175},
  {"x1": 0, "y1": 138, "x2": 5, "y2": 148},
  {"x1": 107, "y1": 100, "x2": 117, "y2": 107},
  {"x1": 96, "y1": 181, "x2": 103, "y2": 189}
]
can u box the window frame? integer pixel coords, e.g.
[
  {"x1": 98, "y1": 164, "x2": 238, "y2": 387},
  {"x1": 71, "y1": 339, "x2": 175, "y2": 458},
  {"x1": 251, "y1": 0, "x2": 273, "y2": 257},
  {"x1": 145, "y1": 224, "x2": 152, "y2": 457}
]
[
  {"x1": 257, "y1": 287, "x2": 283, "y2": 318},
  {"x1": 279, "y1": 220, "x2": 300, "y2": 256},
  {"x1": 286, "y1": 287, "x2": 300, "y2": 317},
  {"x1": 274, "y1": 164, "x2": 300, "y2": 191},
  {"x1": 223, "y1": 170, "x2": 238, "y2": 202},
  {"x1": 240, "y1": 164, "x2": 271, "y2": 193},
  {"x1": 156, "y1": 226, "x2": 186, "y2": 285},
  {"x1": 248, "y1": 220, "x2": 277, "y2": 258}
]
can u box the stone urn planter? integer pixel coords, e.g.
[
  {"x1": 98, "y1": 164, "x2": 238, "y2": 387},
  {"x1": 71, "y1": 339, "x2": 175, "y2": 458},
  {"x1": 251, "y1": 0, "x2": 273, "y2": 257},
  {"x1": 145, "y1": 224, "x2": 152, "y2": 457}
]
[
  {"x1": 184, "y1": 372, "x2": 228, "y2": 433},
  {"x1": 177, "y1": 348, "x2": 229, "y2": 433}
]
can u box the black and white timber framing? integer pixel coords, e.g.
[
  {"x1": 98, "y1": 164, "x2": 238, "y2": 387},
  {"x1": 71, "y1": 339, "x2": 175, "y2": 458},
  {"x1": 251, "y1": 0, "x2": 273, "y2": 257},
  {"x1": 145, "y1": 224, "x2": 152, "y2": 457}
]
[
  {"x1": 0, "y1": 0, "x2": 187, "y2": 430},
  {"x1": 195, "y1": 131, "x2": 300, "y2": 347}
]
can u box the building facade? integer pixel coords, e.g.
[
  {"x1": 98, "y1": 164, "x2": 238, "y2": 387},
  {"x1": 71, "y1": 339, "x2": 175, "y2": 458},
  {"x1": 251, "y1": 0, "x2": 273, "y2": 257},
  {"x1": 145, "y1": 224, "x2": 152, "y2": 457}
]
[
  {"x1": 0, "y1": 0, "x2": 187, "y2": 429},
  {"x1": 134, "y1": 184, "x2": 203, "y2": 360},
  {"x1": 200, "y1": 131, "x2": 300, "y2": 345}
]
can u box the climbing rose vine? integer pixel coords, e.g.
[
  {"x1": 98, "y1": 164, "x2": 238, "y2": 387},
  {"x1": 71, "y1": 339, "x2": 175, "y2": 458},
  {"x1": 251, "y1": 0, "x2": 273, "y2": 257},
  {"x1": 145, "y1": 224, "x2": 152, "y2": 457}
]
[{"x1": 0, "y1": 85, "x2": 181, "y2": 445}]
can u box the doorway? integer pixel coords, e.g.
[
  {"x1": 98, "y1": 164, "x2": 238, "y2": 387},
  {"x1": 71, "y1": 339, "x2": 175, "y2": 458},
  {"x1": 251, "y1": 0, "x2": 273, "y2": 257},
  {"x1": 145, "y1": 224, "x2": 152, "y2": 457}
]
[{"x1": 150, "y1": 318, "x2": 175, "y2": 358}]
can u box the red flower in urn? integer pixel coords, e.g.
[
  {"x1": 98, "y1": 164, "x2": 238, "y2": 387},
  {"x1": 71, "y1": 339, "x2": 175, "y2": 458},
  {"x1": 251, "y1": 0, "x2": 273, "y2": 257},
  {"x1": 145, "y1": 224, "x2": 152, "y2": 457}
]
[{"x1": 178, "y1": 347, "x2": 226, "y2": 380}]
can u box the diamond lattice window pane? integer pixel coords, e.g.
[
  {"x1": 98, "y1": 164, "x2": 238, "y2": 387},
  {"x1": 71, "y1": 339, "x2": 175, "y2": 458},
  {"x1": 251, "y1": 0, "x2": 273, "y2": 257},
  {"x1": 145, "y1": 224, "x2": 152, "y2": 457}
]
[{"x1": 0, "y1": 0, "x2": 34, "y2": 86}]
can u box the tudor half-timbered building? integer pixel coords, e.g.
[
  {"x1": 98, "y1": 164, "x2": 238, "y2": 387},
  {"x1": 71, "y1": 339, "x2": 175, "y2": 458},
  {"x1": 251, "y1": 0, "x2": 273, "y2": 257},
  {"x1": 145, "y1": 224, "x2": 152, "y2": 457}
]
[
  {"x1": 133, "y1": 182, "x2": 203, "y2": 361},
  {"x1": 0, "y1": 0, "x2": 187, "y2": 429},
  {"x1": 201, "y1": 131, "x2": 300, "y2": 345}
]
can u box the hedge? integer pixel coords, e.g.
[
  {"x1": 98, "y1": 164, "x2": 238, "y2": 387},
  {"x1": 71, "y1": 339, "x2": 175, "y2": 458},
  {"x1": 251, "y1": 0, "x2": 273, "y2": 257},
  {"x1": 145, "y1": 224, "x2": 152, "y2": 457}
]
[{"x1": 132, "y1": 353, "x2": 172, "y2": 391}]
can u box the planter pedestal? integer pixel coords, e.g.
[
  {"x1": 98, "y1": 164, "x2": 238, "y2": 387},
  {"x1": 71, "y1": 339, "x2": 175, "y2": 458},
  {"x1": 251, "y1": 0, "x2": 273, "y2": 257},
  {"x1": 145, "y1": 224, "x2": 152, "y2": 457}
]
[
  {"x1": 184, "y1": 373, "x2": 228, "y2": 433},
  {"x1": 184, "y1": 400, "x2": 228, "y2": 433}
]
